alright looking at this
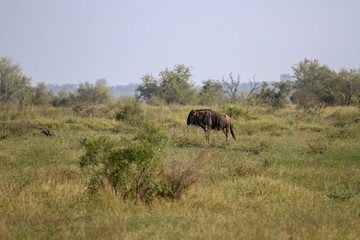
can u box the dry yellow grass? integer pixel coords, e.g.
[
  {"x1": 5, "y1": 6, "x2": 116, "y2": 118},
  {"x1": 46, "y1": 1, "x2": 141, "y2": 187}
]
[{"x1": 0, "y1": 104, "x2": 359, "y2": 239}]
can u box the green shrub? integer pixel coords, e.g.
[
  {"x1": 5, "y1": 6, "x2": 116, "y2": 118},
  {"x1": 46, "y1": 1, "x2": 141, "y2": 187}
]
[
  {"x1": 115, "y1": 98, "x2": 143, "y2": 121},
  {"x1": 326, "y1": 107, "x2": 359, "y2": 121},
  {"x1": 326, "y1": 191, "x2": 357, "y2": 201},
  {"x1": 72, "y1": 104, "x2": 97, "y2": 118},
  {"x1": 222, "y1": 104, "x2": 254, "y2": 119},
  {"x1": 79, "y1": 122, "x2": 175, "y2": 202},
  {"x1": 225, "y1": 105, "x2": 244, "y2": 118}
]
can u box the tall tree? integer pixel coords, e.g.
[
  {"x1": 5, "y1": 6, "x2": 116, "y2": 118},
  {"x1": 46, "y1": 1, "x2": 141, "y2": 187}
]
[
  {"x1": 159, "y1": 65, "x2": 196, "y2": 104},
  {"x1": 136, "y1": 64, "x2": 196, "y2": 105},
  {"x1": 335, "y1": 69, "x2": 360, "y2": 106},
  {"x1": 199, "y1": 80, "x2": 224, "y2": 105},
  {"x1": 0, "y1": 57, "x2": 32, "y2": 105},
  {"x1": 292, "y1": 58, "x2": 336, "y2": 107},
  {"x1": 33, "y1": 82, "x2": 52, "y2": 105},
  {"x1": 136, "y1": 74, "x2": 160, "y2": 102},
  {"x1": 72, "y1": 82, "x2": 112, "y2": 105}
]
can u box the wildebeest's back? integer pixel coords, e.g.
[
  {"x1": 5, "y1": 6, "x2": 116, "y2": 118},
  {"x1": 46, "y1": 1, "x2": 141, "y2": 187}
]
[
  {"x1": 210, "y1": 111, "x2": 231, "y2": 130},
  {"x1": 187, "y1": 109, "x2": 231, "y2": 131},
  {"x1": 187, "y1": 109, "x2": 236, "y2": 143}
]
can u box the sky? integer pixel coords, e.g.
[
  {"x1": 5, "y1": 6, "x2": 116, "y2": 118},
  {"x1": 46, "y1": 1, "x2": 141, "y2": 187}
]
[{"x1": 1, "y1": 0, "x2": 360, "y2": 86}]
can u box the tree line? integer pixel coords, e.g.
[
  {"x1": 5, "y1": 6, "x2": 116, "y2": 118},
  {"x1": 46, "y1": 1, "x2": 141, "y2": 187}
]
[{"x1": 1, "y1": 56, "x2": 359, "y2": 108}]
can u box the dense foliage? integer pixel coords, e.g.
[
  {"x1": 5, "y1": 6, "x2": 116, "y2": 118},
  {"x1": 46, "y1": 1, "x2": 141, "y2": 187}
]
[
  {"x1": 0, "y1": 57, "x2": 32, "y2": 105},
  {"x1": 291, "y1": 58, "x2": 360, "y2": 107}
]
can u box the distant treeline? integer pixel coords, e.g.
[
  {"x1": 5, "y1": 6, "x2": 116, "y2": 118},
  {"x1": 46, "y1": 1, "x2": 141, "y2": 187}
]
[
  {"x1": 45, "y1": 82, "x2": 262, "y2": 98},
  {"x1": 46, "y1": 83, "x2": 139, "y2": 98},
  {"x1": 1, "y1": 56, "x2": 359, "y2": 108}
]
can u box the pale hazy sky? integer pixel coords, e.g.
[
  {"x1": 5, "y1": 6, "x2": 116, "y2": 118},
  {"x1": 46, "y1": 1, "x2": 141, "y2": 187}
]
[{"x1": 1, "y1": 0, "x2": 359, "y2": 86}]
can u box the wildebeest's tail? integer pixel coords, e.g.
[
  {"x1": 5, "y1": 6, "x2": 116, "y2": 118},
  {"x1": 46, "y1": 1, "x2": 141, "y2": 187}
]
[{"x1": 230, "y1": 124, "x2": 236, "y2": 140}]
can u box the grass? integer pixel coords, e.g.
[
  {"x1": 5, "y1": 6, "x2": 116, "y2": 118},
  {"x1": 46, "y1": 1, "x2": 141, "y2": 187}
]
[{"x1": 0, "y1": 104, "x2": 360, "y2": 239}]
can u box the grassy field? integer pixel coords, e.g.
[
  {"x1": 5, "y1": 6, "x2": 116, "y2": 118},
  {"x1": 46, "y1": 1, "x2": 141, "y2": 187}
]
[{"x1": 0, "y1": 103, "x2": 360, "y2": 239}]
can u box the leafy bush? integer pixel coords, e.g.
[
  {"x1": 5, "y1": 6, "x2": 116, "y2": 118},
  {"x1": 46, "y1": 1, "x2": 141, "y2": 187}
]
[
  {"x1": 326, "y1": 189, "x2": 360, "y2": 201},
  {"x1": 72, "y1": 104, "x2": 97, "y2": 118},
  {"x1": 225, "y1": 105, "x2": 244, "y2": 118},
  {"x1": 254, "y1": 81, "x2": 293, "y2": 108},
  {"x1": 115, "y1": 98, "x2": 143, "y2": 121},
  {"x1": 79, "y1": 122, "x2": 176, "y2": 201},
  {"x1": 51, "y1": 93, "x2": 72, "y2": 107},
  {"x1": 222, "y1": 104, "x2": 255, "y2": 119}
]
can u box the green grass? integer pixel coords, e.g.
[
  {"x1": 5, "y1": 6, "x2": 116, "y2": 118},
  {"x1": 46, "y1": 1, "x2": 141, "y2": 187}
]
[{"x1": 0, "y1": 104, "x2": 360, "y2": 239}]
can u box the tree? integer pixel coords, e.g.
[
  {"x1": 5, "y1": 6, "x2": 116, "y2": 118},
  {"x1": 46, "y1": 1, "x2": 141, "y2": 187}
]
[
  {"x1": 136, "y1": 64, "x2": 196, "y2": 105},
  {"x1": 255, "y1": 80, "x2": 293, "y2": 108},
  {"x1": 0, "y1": 57, "x2": 32, "y2": 105},
  {"x1": 199, "y1": 80, "x2": 224, "y2": 105},
  {"x1": 72, "y1": 82, "x2": 112, "y2": 105},
  {"x1": 221, "y1": 73, "x2": 241, "y2": 102},
  {"x1": 291, "y1": 58, "x2": 336, "y2": 107},
  {"x1": 51, "y1": 88, "x2": 72, "y2": 107},
  {"x1": 246, "y1": 74, "x2": 261, "y2": 105},
  {"x1": 33, "y1": 82, "x2": 52, "y2": 105},
  {"x1": 136, "y1": 74, "x2": 160, "y2": 103},
  {"x1": 159, "y1": 65, "x2": 196, "y2": 104},
  {"x1": 96, "y1": 78, "x2": 108, "y2": 86},
  {"x1": 335, "y1": 69, "x2": 360, "y2": 106}
]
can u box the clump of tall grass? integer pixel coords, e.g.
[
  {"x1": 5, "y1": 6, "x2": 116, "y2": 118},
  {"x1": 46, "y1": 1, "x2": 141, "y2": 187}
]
[
  {"x1": 0, "y1": 128, "x2": 9, "y2": 140},
  {"x1": 243, "y1": 137, "x2": 273, "y2": 155},
  {"x1": 72, "y1": 104, "x2": 98, "y2": 118},
  {"x1": 306, "y1": 137, "x2": 331, "y2": 154},
  {"x1": 227, "y1": 157, "x2": 262, "y2": 178},
  {"x1": 324, "y1": 106, "x2": 360, "y2": 121},
  {"x1": 157, "y1": 160, "x2": 199, "y2": 200},
  {"x1": 0, "y1": 105, "x2": 73, "y2": 122}
]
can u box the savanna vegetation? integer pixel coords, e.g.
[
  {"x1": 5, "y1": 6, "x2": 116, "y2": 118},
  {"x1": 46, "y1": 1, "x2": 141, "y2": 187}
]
[{"x1": 1, "y1": 56, "x2": 360, "y2": 239}]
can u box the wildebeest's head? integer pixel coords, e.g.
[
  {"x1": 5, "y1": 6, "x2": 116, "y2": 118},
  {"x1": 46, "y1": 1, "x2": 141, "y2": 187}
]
[{"x1": 187, "y1": 110, "x2": 197, "y2": 125}]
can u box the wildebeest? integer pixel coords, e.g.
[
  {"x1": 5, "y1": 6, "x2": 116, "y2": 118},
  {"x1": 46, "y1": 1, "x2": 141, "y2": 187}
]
[{"x1": 187, "y1": 109, "x2": 236, "y2": 144}]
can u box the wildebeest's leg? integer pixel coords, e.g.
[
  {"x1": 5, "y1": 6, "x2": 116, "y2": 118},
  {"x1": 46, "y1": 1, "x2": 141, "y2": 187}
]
[
  {"x1": 205, "y1": 126, "x2": 211, "y2": 145},
  {"x1": 223, "y1": 127, "x2": 229, "y2": 142},
  {"x1": 207, "y1": 131, "x2": 210, "y2": 145}
]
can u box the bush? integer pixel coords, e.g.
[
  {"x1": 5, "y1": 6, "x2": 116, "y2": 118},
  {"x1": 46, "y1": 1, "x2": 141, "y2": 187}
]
[
  {"x1": 51, "y1": 95, "x2": 72, "y2": 107},
  {"x1": 79, "y1": 122, "x2": 175, "y2": 202},
  {"x1": 115, "y1": 98, "x2": 143, "y2": 121},
  {"x1": 225, "y1": 105, "x2": 244, "y2": 118},
  {"x1": 222, "y1": 103, "x2": 254, "y2": 119},
  {"x1": 72, "y1": 104, "x2": 97, "y2": 118}
]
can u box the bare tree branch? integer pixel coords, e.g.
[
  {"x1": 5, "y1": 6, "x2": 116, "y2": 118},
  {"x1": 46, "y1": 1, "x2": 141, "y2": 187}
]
[
  {"x1": 246, "y1": 74, "x2": 261, "y2": 102},
  {"x1": 221, "y1": 72, "x2": 241, "y2": 102}
]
